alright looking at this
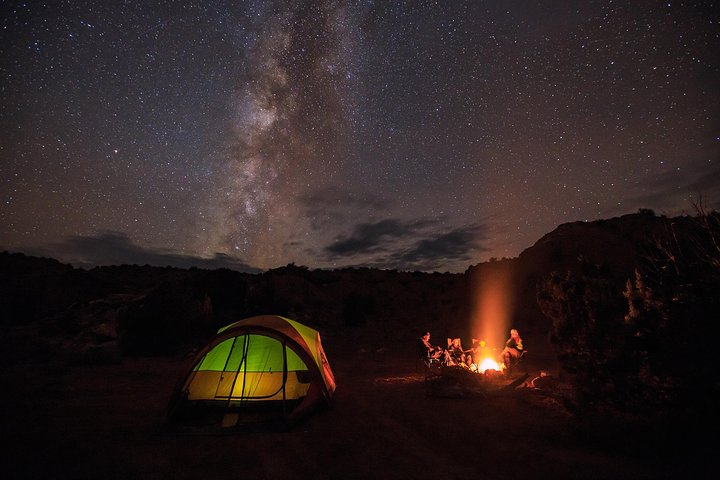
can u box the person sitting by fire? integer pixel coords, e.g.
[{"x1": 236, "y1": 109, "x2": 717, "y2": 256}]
[
  {"x1": 447, "y1": 337, "x2": 469, "y2": 367},
  {"x1": 462, "y1": 351, "x2": 477, "y2": 372},
  {"x1": 501, "y1": 328, "x2": 525, "y2": 374},
  {"x1": 418, "y1": 331, "x2": 447, "y2": 364},
  {"x1": 471, "y1": 339, "x2": 491, "y2": 363}
]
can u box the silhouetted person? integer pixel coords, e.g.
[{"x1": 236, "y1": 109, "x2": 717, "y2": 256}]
[
  {"x1": 418, "y1": 331, "x2": 446, "y2": 364},
  {"x1": 501, "y1": 328, "x2": 525, "y2": 374}
]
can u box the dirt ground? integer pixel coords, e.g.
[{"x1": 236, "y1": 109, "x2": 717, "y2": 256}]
[{"x1": 0, "y1": 327, "x2": 707, "y2": 480}]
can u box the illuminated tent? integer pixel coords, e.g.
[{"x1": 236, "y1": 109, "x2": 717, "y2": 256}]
[{"x1": 165, "y1": 315, "x2": 336, "y2": 430}]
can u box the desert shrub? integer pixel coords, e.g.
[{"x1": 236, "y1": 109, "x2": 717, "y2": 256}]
[
  {"x1": 119, "y1": 279, "x2": 213, "y2": 355},
  {"x1": 539, "y1": 208, "x2": 720, "y2": 418},
  {"x1": 623, "y1": 209, "x2": 720, "y2": 416},
  {"x1": 538, "y1": 263, "x2": 632, "y2": 411}
]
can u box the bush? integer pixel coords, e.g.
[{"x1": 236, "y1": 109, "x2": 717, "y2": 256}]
[
  {"x1": 538, "y1": 208, "x2": 720, "y2": 419},
  {"x1": 120, "y1": 279, "x2": 213, "y2": 355}
]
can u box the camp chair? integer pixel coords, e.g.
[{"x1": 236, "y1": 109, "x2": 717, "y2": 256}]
[
  {"x1": 504, "y1": 349, "x2": 528, "y2": 376},
  {"x1": 416, "y1": 338, "x2": 443, "y2": 377},
  {"x1": 446, "y1": 337, "x2": 469, "y2": 366}
]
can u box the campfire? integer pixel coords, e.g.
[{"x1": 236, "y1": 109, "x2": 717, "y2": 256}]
[
  {"x1": 477, "y1": 357, "x2": 503, "y2": 374},
  {"x1": 466, "y1": 338, "x2": 504, "y2": 375}
]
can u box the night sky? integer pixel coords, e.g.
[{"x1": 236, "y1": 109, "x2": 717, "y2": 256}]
[{"x1": 2, "y1": 1, "x2": 719, "y2": 273}]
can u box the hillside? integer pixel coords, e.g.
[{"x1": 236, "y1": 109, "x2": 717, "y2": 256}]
[{"x1": 0, "y1": 211, "x2": 694, "y2": 360}]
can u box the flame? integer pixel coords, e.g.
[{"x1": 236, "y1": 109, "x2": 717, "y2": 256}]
[
  {"x1": 478, "y1": 357, "x2": 502, "y2": 374},
  {"x1": 470, "y1": 262, "x2": 515, "y2": 353}
]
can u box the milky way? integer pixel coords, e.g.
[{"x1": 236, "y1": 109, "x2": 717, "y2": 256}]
[
  {"x1": 210, "y1": 1, "x2": 364, "y2": 268},
  {"x1": 1, "y1": 1, "x2": 718, "y2": 273}
]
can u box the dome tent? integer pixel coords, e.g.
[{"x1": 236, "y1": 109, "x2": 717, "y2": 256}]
[{"x1": 165, "y1": 315, "x2": 336, "y2": 431}]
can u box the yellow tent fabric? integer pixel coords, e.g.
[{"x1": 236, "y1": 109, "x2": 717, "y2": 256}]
[{"x1": 166, "y1": 315, "x2": 335, "y2": 429}]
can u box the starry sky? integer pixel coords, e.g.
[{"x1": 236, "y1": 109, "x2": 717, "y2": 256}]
[{"x1": 2, "y1": 1, "x2": 719, "y2": 273}]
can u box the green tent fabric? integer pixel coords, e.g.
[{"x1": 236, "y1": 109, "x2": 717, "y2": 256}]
[{"x1": 165, "y1": 315, "x2": 336, "y2": 430}]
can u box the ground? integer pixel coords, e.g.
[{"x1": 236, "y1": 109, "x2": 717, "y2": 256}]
[{"x1": 0, "y1": 326, "x2": 705, "y2": 480}]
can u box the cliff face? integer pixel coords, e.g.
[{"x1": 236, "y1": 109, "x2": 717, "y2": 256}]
[{"x1": 0, "y1": 212, "x2": 696, "y2": 356}]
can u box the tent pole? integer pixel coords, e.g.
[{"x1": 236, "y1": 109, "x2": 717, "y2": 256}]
[
  {"x1": 216, "y1": 336, "x2": 238, "y2": 401},
  {"x1": 281, "y1": 341, "x2": 288, "y2": 419},
  {"x1": 225, "y1": 334, "x2": 250, "y2": 411}
]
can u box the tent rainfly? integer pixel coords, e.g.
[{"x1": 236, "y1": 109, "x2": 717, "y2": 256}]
[{"x1": 164, "y1": 315, "x2": 336, "y2": 431}]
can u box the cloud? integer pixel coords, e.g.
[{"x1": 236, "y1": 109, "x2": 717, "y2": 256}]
[
  {"x1": 28, "y1": 231, "x2": 261, "y2": 273},
  {"x1": 392, "y1": 224, "x2": 489, "y2": 264},
  {"x1": 325, "y1": 218, "x2": 419, "y2": 255},
  {"x1": 299, "y1": 187, "x2": 393, "y2": 230},
  {"x1": 321, "y1": 218, "x2": 489, "y2": 272},
  {"x1": 298, "y1": 186, "x2": 495, "y2": 271}
]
